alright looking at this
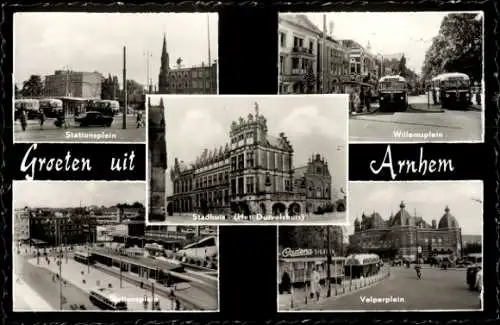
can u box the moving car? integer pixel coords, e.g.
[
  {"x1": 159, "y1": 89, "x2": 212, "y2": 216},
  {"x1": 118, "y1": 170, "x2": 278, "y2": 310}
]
[{"x1": 74, "y1": 111, "x2": 114, "y2": 127}]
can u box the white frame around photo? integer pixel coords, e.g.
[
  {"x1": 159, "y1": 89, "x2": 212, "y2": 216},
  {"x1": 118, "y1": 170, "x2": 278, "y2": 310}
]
[{"x1": 146, "y1": 94, "x2": 349, "y2": 226}]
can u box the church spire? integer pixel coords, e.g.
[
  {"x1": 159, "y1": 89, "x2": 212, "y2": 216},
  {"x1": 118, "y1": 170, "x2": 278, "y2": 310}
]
[{"x1": 160, "y1": 33, "x2": 169, "y2": 73}]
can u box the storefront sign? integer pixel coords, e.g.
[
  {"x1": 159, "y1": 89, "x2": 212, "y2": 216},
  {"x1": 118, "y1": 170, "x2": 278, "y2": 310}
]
[{"x1": 281, "y1": 247, "x2": 335, "y2": 258}]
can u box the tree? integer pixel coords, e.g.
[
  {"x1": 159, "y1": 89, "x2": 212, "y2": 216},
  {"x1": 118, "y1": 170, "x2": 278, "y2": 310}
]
[
  {"x1": 21, "y1": 75, "x2": 44, "y2": 97},
  {"x1": 101, "y1": 74, "x2": 119, "y2": 100},
  {"x1": 463, "y1": 242, "x2": 482, "y2": 255},
  {"x1": 120, "y1": 79, "x2": 145, "y2": 105},
  {"x1": 176, "y1": 57, "x2": 183, "y2": 69},
  {"x1": 422, "y1": 13, "x2": 482, "y2": 82},
  {"x1": 15, "y1": 84, "x2": 20, "y2": 98}
]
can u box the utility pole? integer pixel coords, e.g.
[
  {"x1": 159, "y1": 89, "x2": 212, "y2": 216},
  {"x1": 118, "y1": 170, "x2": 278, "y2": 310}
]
[
  {"x1": 322, "y1": 14, "x2": 327, "y2": 94},
  {"x1": 123, "y1": 46, "x2": 127, "y2": 129},
  {"x1": 326, "y1": 226, "x2": 332, "y2": 297},
  {"x1": 144, "y1": 51, "x2": 152, "y2": 94},
  {"x1": 151, "y1": 281, "x2": 155, "y2": 310},
  {"x1": 207, "y1": 13, "x2": 211, "y2": 94},
  {"x1": 120, "y1": 254, "x2": 123, "y2": 288},
  {"x1": 57, "y1": 222, "x2": 63, "y2": 310}
]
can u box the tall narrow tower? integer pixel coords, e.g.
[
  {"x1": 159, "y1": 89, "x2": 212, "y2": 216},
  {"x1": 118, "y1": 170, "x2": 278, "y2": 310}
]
[
  {"x1": 148, "y1": 97, "x2": 167, "y2": 222},
  {"x1": 158, "y1": 34, "x2": 170, "y2": 94}
]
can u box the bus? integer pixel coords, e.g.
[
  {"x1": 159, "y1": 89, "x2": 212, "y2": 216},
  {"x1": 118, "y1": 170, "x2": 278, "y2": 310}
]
[
  {"x1": 95, "y1": 100, "x2": 120, "y2": 116},
  {"x1": 431, "y1": 72, "x2": 471, "y2": 109},
  {"x1": 38, "y1": 98, "x2": 63, "y2": 118},
  {"x1": 377, "y1": 75, "x2": 409, "y2": 112},
  {"x1": 15, "y1": 99, "x2": 40, "y2": 120},
  {"x1": 89, "y1": 287, "x2": 128, "y2": 310},
  {"x1": 74, "y1": 251, "x2": 94, "y2": 265},
  {"x1": 344, "y1": 254, "x2": 381, "y2": 279}
]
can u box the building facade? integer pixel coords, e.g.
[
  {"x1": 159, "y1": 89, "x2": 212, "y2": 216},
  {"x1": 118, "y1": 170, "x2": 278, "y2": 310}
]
[
  {"x1": 44, "y1": 70, "x2": 102, "y2": 99},
  {"x1": 349, "y1": 201, "x2": 464, "y2": 260},
  {"x1": 167, "y1": 102, "x2": 334, "y2": 217},
  {"x1": 340, "y1": 40, "x2": 382, "y2": 84},
  {"x1": 148, "y1": 97, "x2": 167, "y2": 222},
  {"x1": 91, "y1": 207, "x2": 120, "y2": 224},
  {"x1": 278, "y1": 14, "x2": 321, "y2": 94},
  {"x1": 29, "y1": 210, "x2": 98, "y2": 246},
  {"x1": 157, "y1": 35, "x2": 217, "y2": 94},
  {"x1": 14, "y1": 208, "x2": 30, "y2": 242}
]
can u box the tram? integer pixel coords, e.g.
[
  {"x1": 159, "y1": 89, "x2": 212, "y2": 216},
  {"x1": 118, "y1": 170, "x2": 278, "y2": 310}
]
[
  {"x1": 432, "y1": 72, "x2": 471, "y2": 109},
  {"x1": 38, "y1": 98, "x2": 63, "y2": 118},
  {"x1": 377, "y1": 75, "x2": 409, "y2": 112},
  {"x1": 15, "y1": 99, "x2": 40, "y2": 120},
  {"x1": 344, "y1": 254, "x2": 381, "y2": 279},
  {"x1": 89, "y1": 287, "x2": 128, "y2": 310},
  {"x1": 177, "y1": 236, "x2": 218, "y2": 260}
]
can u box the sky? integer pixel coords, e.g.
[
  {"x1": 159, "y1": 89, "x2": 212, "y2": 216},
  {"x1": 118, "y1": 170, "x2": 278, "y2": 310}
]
[
  {"x1": 287, "y1": 11, "x2": 482, "y2": 74},
  {"x1": 149, "y1": 95, "x2": 348, "y2": 197},
  {"x1": 14, "y1": 12, "x2": 218, "y2": 88},
  {"x1": 14, "y1": 181, "x2": 146, "y2": 208},
  {"x1": 347, "y1": 181, "x2": 483, "y2": 236}
]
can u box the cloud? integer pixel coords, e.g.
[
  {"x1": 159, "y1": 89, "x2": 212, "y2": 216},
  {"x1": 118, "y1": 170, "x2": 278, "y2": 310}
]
[{"x1": 279, "y1": 105, "x2": 345, "y2": 139}]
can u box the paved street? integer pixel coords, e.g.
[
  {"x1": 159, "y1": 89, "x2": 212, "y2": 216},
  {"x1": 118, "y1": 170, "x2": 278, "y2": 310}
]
[
  {"x1": 14, "y1": 115, "x2": 145, "y2": 142},
  {"x1": 157, "y1": 212, "x2": 346, "y2": 224},
  {"x1": 13, "y1": 252, "x2": 100, "y2": 311},
  {"x1": 31, "y1": 256, "x2": 174, "y2": 311},
  {"x1": 350, "y1": 94, "x2": 482, "y2": 142},
  {"x1": 298, "y1": 267, "x2": 480, "y2": 311}
]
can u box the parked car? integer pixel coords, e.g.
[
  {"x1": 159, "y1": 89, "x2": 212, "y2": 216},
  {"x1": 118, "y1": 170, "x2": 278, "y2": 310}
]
[
  {"x1": 467, "y1": 264, "x2": 482, "y2": 290},
  {"x1": 74, "y1": 111, "x2": 114, "y2": 127}
]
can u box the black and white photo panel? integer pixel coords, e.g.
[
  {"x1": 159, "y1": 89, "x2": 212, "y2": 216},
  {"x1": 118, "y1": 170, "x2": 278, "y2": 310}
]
[
  {"x1": 278, "y1": 12, "x2": 484, "y2": 143},
  {"x1": 13, "y1": 12, "x2": 218, "y2": 143},
  {"x1": 277, "y1": 180, "x2": 483, "y2": 312},
  {"x1": 147, "y1": 94, "x2": 348, "y2": 225},
  {"x1": 12, "y1": 180, "x2": 220, "y2": 312}
]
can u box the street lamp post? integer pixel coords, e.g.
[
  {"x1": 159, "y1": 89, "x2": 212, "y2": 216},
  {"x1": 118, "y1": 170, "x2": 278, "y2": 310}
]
[{"x1": 58, "y1": 258, "x2": 63, "y2": 310}]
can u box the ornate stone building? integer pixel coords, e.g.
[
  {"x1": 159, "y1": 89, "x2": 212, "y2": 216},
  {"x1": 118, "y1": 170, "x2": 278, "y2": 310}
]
[
  {"x1": 148, "y1": 97, "x2": 167, "y2": 222},
  {"x1": 157, "y1": 34, "x2": 217, "y2": 94},
  {"x1": 168, "y1": 102, "x2": 334, "y2": 217},
  {"x1": 349, "y1": 201, "x2": 463, "y2": 260}
]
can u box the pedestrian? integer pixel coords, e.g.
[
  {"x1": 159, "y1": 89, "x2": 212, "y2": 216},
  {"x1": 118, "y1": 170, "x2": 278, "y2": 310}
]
[
  {"x1": 353, "y1": 92, "x2": 361, "y2": 113},
  {"x1": 39, "y1": 110, "x2": 46, "y2": 130},
  {"x1": 20, "y1": 109, "x2": 27, "y2": 132},
  {"x1": 136, "y1": 111, "x2": 143, "y2": 128},
  {"x1": 475, "y1": 86, "x2": 481, "y2": 106},
  {"x1": 359, "y1": 88, "x2": 365, "y2": 112},
  {"x1": 310, "y1": 266, "x2": 321, "y2": 301},
  {"x1": 365, "y1": 88, "x2": 372, "y2": 112}
]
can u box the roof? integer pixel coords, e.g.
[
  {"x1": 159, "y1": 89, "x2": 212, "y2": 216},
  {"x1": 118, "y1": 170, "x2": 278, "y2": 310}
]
[
  {"x1": 345, "y1": 253, "x2": 380, "y2": 265},
  {"x1": 438, "y1": 206, "x2": 459, "y2": 229},
  {"x1": 379, "y1": 75, "x2": 407, "y2": 82},
  {"x1": 434, "y1": 72, "x2": 470, "y2": 80}
]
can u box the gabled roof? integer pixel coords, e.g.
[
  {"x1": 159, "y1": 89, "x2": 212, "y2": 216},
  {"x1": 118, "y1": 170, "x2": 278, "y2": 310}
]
[{"x1": 280, "y1": 14, "x2": 322, "y2": 35}]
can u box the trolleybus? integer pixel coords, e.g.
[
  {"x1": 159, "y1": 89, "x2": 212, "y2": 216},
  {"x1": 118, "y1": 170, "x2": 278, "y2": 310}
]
[
  {"x1": 432, "y1": 72, "x2": 471, "y2": 109},
  {"x1": 344, "y1": 254, "x2": 381, "y2": 279},
  {"x1": 89, "y1": 287, "x2": 128, "y2": 310},
  {"x1": 377, "y1": 75, "x2": 409, "y2": 112}
]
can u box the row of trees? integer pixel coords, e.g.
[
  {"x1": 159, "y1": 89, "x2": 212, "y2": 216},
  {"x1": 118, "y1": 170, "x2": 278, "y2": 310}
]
[{"x1": 422, "y1": 13, "x2": 482, "y2": 82}]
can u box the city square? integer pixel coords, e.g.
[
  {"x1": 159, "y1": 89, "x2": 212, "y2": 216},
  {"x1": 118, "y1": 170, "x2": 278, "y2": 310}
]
[
  {"x1": 278, "y1": 12, "x2": 483, "y2": 143},
  {"x1": 13, "y1": 12, "x2": 218, "y2": 143}
]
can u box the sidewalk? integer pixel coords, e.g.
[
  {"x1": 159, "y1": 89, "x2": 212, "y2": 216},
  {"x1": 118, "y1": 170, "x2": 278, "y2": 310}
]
[
  {"x1": 279, "y1": 270, "x2": 390, "y2": 311},
  {"x1": 29, "y1": 257, "x2": 173, "y2": 311}
]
